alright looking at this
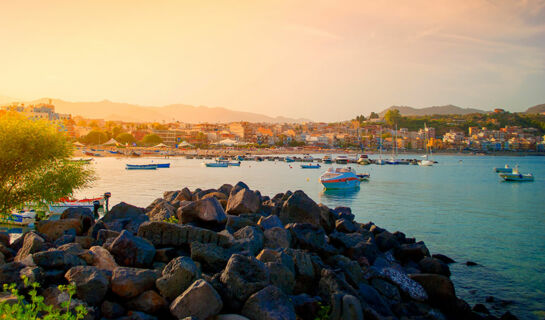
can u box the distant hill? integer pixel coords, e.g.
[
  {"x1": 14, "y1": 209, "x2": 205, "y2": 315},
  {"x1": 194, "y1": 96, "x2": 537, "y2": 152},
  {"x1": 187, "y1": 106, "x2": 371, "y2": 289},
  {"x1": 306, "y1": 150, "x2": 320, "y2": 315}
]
[
  {"x1": 1, "y1": 97, "x2": 309, "y2": 123},
  {"x1": 378, "y1": 104, "x2": 487, "y2": 117},
  {"x1": 526, "y1": 104, "x2": 545, "y2": 114},
  {"x1": 0, "y1": 95, "x2": 18, "y2": 105}
]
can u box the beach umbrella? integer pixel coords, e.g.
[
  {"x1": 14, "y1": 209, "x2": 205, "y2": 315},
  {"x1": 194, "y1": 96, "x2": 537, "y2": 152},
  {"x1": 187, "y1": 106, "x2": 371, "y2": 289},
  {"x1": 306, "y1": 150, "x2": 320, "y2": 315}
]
[
  {"x1": 153, "y1": 143, "x2": 169, "y2": 148},
  {"x1": 178, "y1": 141, "x2": 194, "y2": 147},
  {"x1": 101, "y1": 138, "x2": 119, "y2": 146},
  {"x1": 73, "y1": 141, "x2": 85, "y2": 147}
]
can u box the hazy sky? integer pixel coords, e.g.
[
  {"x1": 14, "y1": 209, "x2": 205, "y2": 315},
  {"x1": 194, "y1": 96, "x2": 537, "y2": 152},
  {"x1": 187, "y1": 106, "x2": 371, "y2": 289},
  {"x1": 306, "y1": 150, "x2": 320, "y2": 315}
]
[{"x1": 1, "y1": 0, "x2": 544, "y2": 121}]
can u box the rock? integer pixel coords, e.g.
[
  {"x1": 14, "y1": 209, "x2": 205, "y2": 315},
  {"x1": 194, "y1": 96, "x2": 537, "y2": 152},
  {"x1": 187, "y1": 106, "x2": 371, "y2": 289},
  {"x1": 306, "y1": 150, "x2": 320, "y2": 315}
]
[
  {"x1": 371, "y1": 278, "x2": 401, "y2": 302},
  {"x1": 220, "y1": 254, "x2": 270, "y2": 305},
  {"x1": 256, "y1": 249, "x2": 295, "y2": 274},
  {"x1": 332, "y1": 207, "x2": 354, "y2": 221},
  {"x1": 284, "y1": 249, "x2": 316, "y2": 293},
  {"x1": 334, "y1": 294, "x2": 363, "y2": 320},
  {"x1": 111, "y1": 267, "x2": 159, "y2": 299},
  {"x1": 229, "y1": 181, "x2": 250, "y2": 198},
  {"x1": 102, "y1": 202, "x2": 146, "y2": 222},
  {"x1": 318, "y1": 204, "x2": 336, "y2": 234},
  {"x1": 108, "y1": 230, "x2": 156, "y2": 268},
  {"x1": 174, "y1": 187, "x2": 193, "y2": 202},
  {"x1": 0, "y1": 262, "x2": 25, "y2": 287},
  {"x1": 265, "y1": 262, "x2": 295, "y2": 294},
  {"x1": 472, "y1": 303, "x2": 489, "y2": 314},
  {"x1": 432, "y1": 253, "x2": 456, "y2": 264},
  {"x1": 138, "y1": 222, "x2": 229, "y2": 248},
  {"x1": 226, "y1": 215, "x2": 257, "y2": 232},
  {"x1": 318, "y1": 269, "x2": 359, "y2": 301},
  {"x1": 328, "y1": 255, "x2": 365, "y2": 287},
  {"x1": 500, "y1": 311, "x2": 519, "y2": 320},
  {"x1": 156, "y1": 256, "x2": 201, "y2": 301},
  {"x1": 233, "y1": 226, "x2": 264, "y2": 255},
  {"x1": 357, "y1": 283, "x2": 393, "y2": 316},
  {"x1": 419, "y1": 257, "x2": 451, "y2": 277},
  {"x1": 466, "y1": 261, "x2": 478, "y2": 266},
  {"x1": 380, "y1": 267, "x2": 428, "y2": 301},
  {"x1": 36, "y1": 219, "x2": 83, "y2": 241},
  {"x1": 75, "y1": 236, "x2": 95, "y2": 249},
  {"x1": 0, "y1": 232, "x2": 9, "y2": 247},
  {"x1": 286, "y1": 223, "x2": 325, "y2": 251},
  {"x1": 241, "y1": 285, "x2": 296, "y2": 320},
  {"x1": 291, "y1": 294, "x2": 322, "y2": 320},
  {"x1": 65, "y1": 266, "x2": 109, "y2": 305},
  {"x1": 257, "y1": 215, "x2": 283, "y2": 230},
  {"x1": 61, "y1": 207, "x2": 95, "y2": 234},
  {"x1": 147, "y1": 199, "x2": 176, "y2": 222},
  {"x1": 279, "y1": 191, "x2": 320, "y2": 226},
  {"x1": 101, "y1": 300, "x2": 126, "y2": 319},
  {"x1": 89, "y1": 246, "x2": 118, "y2": 271},
  {"x1": 218, "y1": 184, "x2": 234, "y2": 196},
  {"x1": 263, "y1": 227, "x2": 291, "y2": 249},
  {"x1": 201, "y1": 191, "x2": 228, "y2": 201},
  {"x1": 124, "y1": 310, "x2": 159, "y2": 320},
  {"x1": 33, "y1": 250, "x2": 82, "y2": 269},
  {"x1": 396, "y1": 241, "x2": 430, "y2": 263},
  {"x1": 375, "y1": 231, "x2": 400, "y2": 252},
  {"x1": 14, "y1": 232, "x2": 45, "y2": 262},
  {"x1": 127, "y1": 290, "x2": 168, "y2": 314},
  {"x1": 96, "y1": 229, "x2": 120, "y2": 246},
  {"x1": 54, "y1": 234, "x2": 75, "y2": 247},
  {"x1": 19, "y1": 266, "x2": 45, "y2": 284},
  {"x1": 169, "y1": 279, "x2": 223, "y2": 320},
  {"x1": 178, "y1": 197, "x2": 227, "y2": 231},
  {"x1": 190, "y1": 242, "x2": 231, "y2": 273},
  {"x1": 410, "y1": 273, "x2": 456, "y2": 308},
  {"x1": 335, "y1": 219, "x2": 357, "y2": 233},
  {"x1": 226, "y1": 188, "x2": 260, "y2": 215}
]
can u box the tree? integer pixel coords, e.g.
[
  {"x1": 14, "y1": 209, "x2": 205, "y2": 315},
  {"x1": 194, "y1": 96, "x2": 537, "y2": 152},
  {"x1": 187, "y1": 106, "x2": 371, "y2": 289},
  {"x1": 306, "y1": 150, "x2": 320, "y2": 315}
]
[
  {"x1": 384, "y1": 109, "x2": 402, "y2": 126},
  {"x1": 0, "y1": 114, "x2": 94, "y2": 215},
  {"x1": 115, "y1": 132, "x2": 136, "y2": 145},
  {"x1": 355, "y1": 115, "x2": 366, "y2": 123},
  {"x1": 369, "y1": 112, "x2": 379, "y2": 119},
  {"x1": 81, "y1": 130, "x2": 108, "y2": 145},
  {"x1": 141, "y1": 134, "x2": 162, "y2": 145}
]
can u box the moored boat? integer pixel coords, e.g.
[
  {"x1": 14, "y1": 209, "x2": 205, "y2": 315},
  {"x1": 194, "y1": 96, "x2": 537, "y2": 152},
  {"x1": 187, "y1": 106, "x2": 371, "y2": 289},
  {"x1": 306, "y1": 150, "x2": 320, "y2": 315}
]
[
  {"x1": 334, "y1": 155, "x2": 349, "y2": 164},
  {"x1": 228, "y1": 161, "x2": 241, "y2": 166},
  {"x1": 126, "y1": 164, "x2": 157, "y2": 170},
  {"x1": 48, "y1": 196, "x2": 106, "y2": 215},
  {"x1": 499, "y1": 166, "x2": 534, "y2": 182},
  {"x1": 494, "y1": 165, "x2": 512, "y2": 173},
  {"x1": 357, "y1": 154, "x2": 370, "y2": 165},
  {"x1": 156, "y1": 163, "x2": 171, "y2": 168},
  {"x1": 357, "y1": 173, "x2": 370, "y2": 181},
  {"x1": 320, "y1": 167, "x2": 361, "y2": 189},
  {"x1": 285, "y1": 156, "x2": 295, "y2": 163},
  {"x1": 301, "y1": 164, "x2": 321, "y2": 169},
  {"x1": 0, "y1": 210, "x2": 36, "y2": 226},
  {"x1": 322, "y1": 155, "x2": 333, "y2": 164},
  {"x1": 302, "y1": 155, "x2": 314, "y2": 162},
  {"x1": 204, "y1": 162, "x2": 228, "y2": 167}
]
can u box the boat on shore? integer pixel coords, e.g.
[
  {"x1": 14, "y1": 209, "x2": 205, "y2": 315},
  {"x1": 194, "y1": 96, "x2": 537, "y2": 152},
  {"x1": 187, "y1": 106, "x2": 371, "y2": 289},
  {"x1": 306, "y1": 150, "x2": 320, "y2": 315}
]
[
  {"x1": 0, "y1": 210, "x2": 36, "y2": 226},
  {"x1": 494, "y1": 165, "x2": 512, "y2": 173},
  {"x1": 204, "y1": 162, "x2": 228, "y2": 167},
  {"x1": 320, "y1": 167, "x2": 361, "y2": 189},
  {"x1": 126, "y1": 164, "x2": 158, "y2": 170},
  {"x1": 301, "y1": 164, "x2": 321, "y2": 169},
  {"x1": 499, "y1": 166, "x2": 534, "y2": 181},
  {"x1": 155, "y1": 163, "x2": 171, "y2": 168},
  {"x1": 83, "y1": 151, "x2": 101, "y2": 157},
  {"x1": 334, "y1": 155, "x2": 349, "y2": 164}
]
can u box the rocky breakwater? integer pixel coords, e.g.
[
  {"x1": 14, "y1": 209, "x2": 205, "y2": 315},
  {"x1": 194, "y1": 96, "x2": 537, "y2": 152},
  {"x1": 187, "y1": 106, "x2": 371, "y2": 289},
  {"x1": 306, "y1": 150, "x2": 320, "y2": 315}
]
[{"x1": 0, "y1": 182, "x2": 518, "y2": 320}]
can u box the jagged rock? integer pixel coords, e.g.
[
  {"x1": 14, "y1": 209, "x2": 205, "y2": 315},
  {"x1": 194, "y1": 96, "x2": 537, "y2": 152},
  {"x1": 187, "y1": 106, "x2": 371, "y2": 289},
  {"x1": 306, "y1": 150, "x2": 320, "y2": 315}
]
[
  {"x1": 241, "y1": 285, "x2": 296, "y2": 320},
  {"x1": 138, "y1": 222, "x2": 230, "y2": 248},
  {"x1": 33, "y1": 249, "x2": 85, "y2": 269},
  {"x1": 318, "y1": 269, "x2": 359, "y2": 301},
  {"x1": 380, "y1": 267, "x2": 428, "y2": 301},
  {"x1": 218, "y1": 184, "x2": 234, "y2": 196},
  {"x1": 284, "y1": 249, "x2": 316, "y2": 293},
  {"x1": 396, "y1": 241, "x2": 430, "y2": 263},
  {"x1": 87, "y1": 220, "x2": 106, "y2": 239},
  {"x1": 163, "y1": 191, "x2": 180, "y2": 203},
  {"x1": 178, "y1": 197, "x2": 227, "y2": 231},
  {"x1": 201, "y1": 192, "x2": 228, "y2": 201},
  {"x1": 75, "y1": 236, "x2": 95, "y2": 249},
  {"x1": 108, "y1": 230, "x2": 156, "y2": 268},
  {"x1": 220, "y1": 254, "x2": 270, "y2": 306},
  {"x1": 432, "y1": 254, "x2": 456, "y2": 264},
  {"x1": 226, "y1": 188, "x2": 260, "y2": 215},
  {"x1": 102, "y1": 202, "x2": 146, "y2": 222},
  {"x1": 0, "y1": 262, "x2": 25, "y2": 287},
  {"x1": 61, "y1": 207, "x2": 95, "y2": 234},
  {"x1": 375, "y1": 231, "x2": 400, "y2": 252},
  {"x1": 335, "y1": 219, "x2": 357, "y2": 233},
  {"x1": 358, "y1": 283, "x2": 393, "y2": 316},
  {"x1": 419, "y1": 257, "x2": 451, "y2": 277},
  {"x1": 256, "y1": 249, "x2": 295, "y2": 274},
  {"x1": 111, "y1": 267, "x2": 160, "y2": 299},
  {"x1": 257, "y1": 215, "x2": 282, "y2": 230},
  {"x1": 291, "y1": 294, "x2": 322, "y2": 320},
  {"x1": 156, "y1": 256, "x2": 202, "y2": 301},
  {"x1": 96, "y1": 229, "x2": 120, "y2": 246},
  {"x1": 410, "y1": 273, "x2": 456, "y2": 308},
  {"x1": 265, "y1": 262, "x2": 295, "y2": 294},
  {"x1": 233, "y1": 226, "x2": 264, "y2": 255},
  {"x1": 147, "y1": 199, "x2": 176, "y2": 222},
  {"x1": 65, "y1": 266, "x2": 109, "y2": 305},
  {"x1": 54, "y1": 234, "x2": 75, "y2": 247},
  {"x1": 101, "y1": 300, "x2": 126, "y2": 319},
  {"x1": 89, "y1": 246, "x2": 118, "y2": 271},
  {"x1": 15, "y1": 232, "x2": 45, "y2": 262},
  {"x1": 286, "y1": 223, "x2": 325, "y2": 251},
  {"x1": 170, "y1": 279, "x2": 223, "y2": 320},
  {"x1": 0, "y1": 232, "x2": 9, "y2": 247},
  {"x1": 229, "y1": 182, "x2": 250, "y2": 198},
  {"x1": 328, "y1": 294, "x2": 363, "y2": 320},
  {"x1": 279, "y1": 191, "x2": 320, "y2": 226},
  {"x1": 327, "y1": 255, "x2": 365, "y2": 287},
  {"x1": 332, "y1": 207, "x2": 354, "y2": 221},
  {"x1": 19, "y1": 266, "x2": 44, "y2": 284},
  {"x1": 263, "y1": 227, "x2": 291, "y2": 249},
  {"x1": 123, "y1": 310, "x2": 158, "y2": 320},
  {"x1": 226, "y1": 215, "x2": 257, "y2": 232},
  {"x1": 371, "y1": 278, "x2": 401, "y2": 302},
  {"x1": 36, "y1": 219, "x2": 83, "y2": 241},
  {"x1": 318, "y1": 204, "x2": 336, "y2": 234},
  {"x1": 190, "y1": 242, "x2": 231, "y2": 273},
  {"x1": 127, "y1": 290, "x2": 168, "y2": 314}
]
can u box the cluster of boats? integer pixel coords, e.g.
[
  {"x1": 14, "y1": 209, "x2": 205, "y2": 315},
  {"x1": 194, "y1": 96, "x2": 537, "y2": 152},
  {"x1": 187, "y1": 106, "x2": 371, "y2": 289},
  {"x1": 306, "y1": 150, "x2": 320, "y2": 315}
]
[{"x1": 494, "y1": 165, "x2": 534, "y2": 181}]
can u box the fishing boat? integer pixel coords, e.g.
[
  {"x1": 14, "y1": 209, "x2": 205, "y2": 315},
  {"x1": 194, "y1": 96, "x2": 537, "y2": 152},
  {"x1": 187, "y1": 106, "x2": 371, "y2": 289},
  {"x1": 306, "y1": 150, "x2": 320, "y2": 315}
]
[
  {"x1": 357, "y1": 154, "x2": 370, "y2": 165},
  {"x1": 322, "y1": 155, "x2": 333, "y2": 164},
  {"x1": 155, "y1": 163, "x2": 171, "y2": 168},
  {"x1": 83, "y1": 151, "x2": 101, "y2": 157},
  {"x1": 494, "y1": 165, "x2": 512, "y2": 173},
  {"x1": 228, "y1": 161, "x2": 241, "y2": 166},
  {"x1": 0, "y1": 210, "x2": 36, "y2": 226},
  {"x1": 48, "y1": 196, "x2": 106, "y2": 214},
  {"x1": 357, "y1": 173, "x2": 370, "y2": 181},
  {"x1": 204, "y1": 162, "x2": 228, "y2": 167},
  {"x1": 499, "y1": 166, "x2": 534, "y2": 182},
  {"x1": 320, "y1": 167, "x2": 361, "y2": 190},
  {"x1": 285, "y1": 156, "x2": 295, "y2": 163},
  {"x1": 301, "y1": 164, "x2": 321, "y2": 169},
  {"x1": 109, "y1": 150, "x2": 120, "y2": 154},
  {"x1": 334, "y1": 155, "x2": 349, "y2": 164},
  {"x1": 302, "y1": 155, "x2": 314, "y2": 162},
  {"x1": 375, "y1": 126, "x2": 386, "y2": 165},
  {"x1": 126, "y1": 164, "x2": 158, "y2": 170}
]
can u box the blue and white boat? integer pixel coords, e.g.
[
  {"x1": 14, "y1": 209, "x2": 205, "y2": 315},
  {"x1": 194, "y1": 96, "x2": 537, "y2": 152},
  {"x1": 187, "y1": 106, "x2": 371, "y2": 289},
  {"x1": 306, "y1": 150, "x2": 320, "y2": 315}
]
[
  {"x1": 320, "y1": 167, "x2": 361, "y2": 190},
  {"x1": 494, "y1": 165, "x2": 512, "y2": 173},
  {"x1": 156, "y1": 163, "x2": 171, "y2": 168},
  {"x1": 301, "y1": 164, "x2": 321, "y2": 169},
  {"x1": 204, "y1": 161, "x2": 228, "y2": 167},
  {"x1": 499, "y1": 166, "x2": 534, "y2": 181},
  {"x1": 285, "y1": 156, "x2": 295, "y2": 163},
  {"x1": 322, "y1": 155, "x2": 333, "y2": 164},
  {"x1": 126, "y1": 164, "x2": 157, "y2": 170},
  {"x1": 0, "y1": 210, "x2": 36, "y2": 226},
  {"x1": 228, "y1": 162, "x2": 241, "y2": 167}
]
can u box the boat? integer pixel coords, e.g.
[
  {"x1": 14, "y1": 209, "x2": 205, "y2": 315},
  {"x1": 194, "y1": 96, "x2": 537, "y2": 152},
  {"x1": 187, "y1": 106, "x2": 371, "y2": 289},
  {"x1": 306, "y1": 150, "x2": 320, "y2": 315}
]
[
  {"x1": 301, "y1": 164, "x2": 321, "y2": 169},
  {"x1": 320, "y1": 167, "x2": 361, "y2": 190},
  {"x1": 334, "y1": 155, "x2": 349, "y2": 164},
  {"x1": 228, "y1": 162, "x2": 241, "y2": 166},
  {"x1": 109, "y1": 150, "x2": 120, "y2": 154},
  {"x1": 499, "y1": 166, "x2": 534, "y2": 181},
  {"x1": 322, "y1": 155, "x2": 333, "y2": 164},
  {"x1": 387, "y1": 124, "x2": 401, "y2": 165},
  {"x1": 126, "y1": 164, "x2": 158, "y2": 170},
  {"x1": 357, "y1": 173, "x2": 370, "y2": 181},
  {"x1": 302, "y1": 155, "x2": 314, "y2": 162},
  {"x1": 155, "y1": 163, "x2": 171, "y2": 168},
  {"x1": 48, "y1": 196, "x2": 106, "y2": 214},
  {"x1": 419, "y1": 123, "x2": 434, "y2": 166},
  {"x1": 83, "y1": 151, "x2": 101, "y2": 157},
  {"x1": 357, "y1": 155, "x2": 370, "y2": 165},
  {"x1": 285, "y1": 156, "x2": 295, "y2": 163},
  {"x1": 494, "y1": 165, "x2": 512, "y2": 173},
  {"x1": 375, "y1": 126, "x2": 386, "y2": 165},
  {"x1": 0, "y1": 210, "x2": 36, "y2": 226},
  {"x1": 204, "y1": 162, "x2": 229, "y2": 167}
]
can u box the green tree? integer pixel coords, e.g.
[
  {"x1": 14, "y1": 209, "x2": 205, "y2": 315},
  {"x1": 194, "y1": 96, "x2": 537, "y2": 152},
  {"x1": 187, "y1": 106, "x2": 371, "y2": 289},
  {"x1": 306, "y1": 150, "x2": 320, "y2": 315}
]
[
  {"x1": 81, "y1": 130, "x2": 108, "y2": 145},
  {"x1": 115, "y1": 132, "x2": 136, "y2": 145},
  {"x1": 384, "y1": 109, "x2": 402, "y2": 126},
  {"x1": 141, "y1": 134, "x2": 163, "y2": 145},
  {"x1": 0, "y1": 114, "x2": 94, "y2": 215},
  {"x1": 369, "y1": 112, "x2": 379, "y2": 119}
]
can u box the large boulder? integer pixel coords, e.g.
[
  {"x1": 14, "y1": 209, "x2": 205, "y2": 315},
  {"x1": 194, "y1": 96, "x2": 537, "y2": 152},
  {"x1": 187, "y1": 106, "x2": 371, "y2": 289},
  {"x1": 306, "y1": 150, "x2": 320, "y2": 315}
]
[
  {"x1": 410, "y1": 273, "x2": 456, "y2": 308},
  {"x1": 396, "y1": 241, "x2": 430, "y2": 263},
  {"x1": 263, "y1": 227, "x2": 291, "y2": 249},
  {"x1": 357, "y1": 283, "x2": 393, "y2": 317},
  {"x1": 14, "y1": 232, "x2": 45, "y2": 262},
  {"x1": 36, "y1": 219, "x2": 83, "y2": 241},
  {"x1": 138, "y1": 222, "x2": 230, "y2": 248},
  {"x1": 226, "y1": 188, "x2": 260, "y2": 215},
  {"x1": 419, "y1": 257, "x2": 451, "y2": 277},
  {"x1": 89, "y1": 246, "x2": 118, "y2": 271},
  {"x1": 111, "y1": 267, "x2": 160, "y2": 299},
  {"x1": 375, "y1": 231, "x2": 400, "y2": 252},
  {"x1": 174, "y1": 187, "x2": 193, "y2": 202},
  {"x1": 220, "y1": 254, "x2": 270, "y2": 306},
  {"x1": 146, "y1": 199, "x2": 176, "y2": 222},
  {"x1": 61, "y1": 207, "x2": 95, "y2": 234},
  {"x1": 265, "y1": 262, "x2": 295, "y2": 294},
  {"x1": 156, "y1": 256, "x2": 202, "y2": 301},
  {"x1": 102, "y1": 202, "x2": 146, "y2": 222},
  {"x1": 108, "y1": 230, "x2": 156, "y2": 268},
  {"x1": 241, "y1": 285, "x2": 296, "y2": 320},
  {"x1": 127, "y1": 290, "x2": 168, "y2": 314},
  {"x1": 283, "y1": 249, "x2": 316, "y2": 293},
  {"x1": 226, "y1": 215, "x2": 257, "y2": 232},
  {"x1": 233, "y1": 226, "x2": 264, "y2": 255},
  {"x1": 169, "y1": 279, "x2": 223, "y2": 320},
  {"x1": 279, "y1": 191, "x2": 320, "y2": 226},
  {"x1": 32, "y1": 249, "x2": 85, "y2": 270},
  {"x1": 64, "y1": 266, "x2": 109, "y2": 305},
  {"x1": 178, "y1": 197, "x2": 227, "y2": 231},
  {"x1": 380, "y1": 267, "x2": 428, "y2": 301},
  {"x1": 190, "y1": 242, "x2": 231, "y2": 273},
  {"x1": 286, "y1": 223, "x2": 325, "y2": 252},
  {"x1": 257, "y1": 215, "x2": 283, "y2": 230}
]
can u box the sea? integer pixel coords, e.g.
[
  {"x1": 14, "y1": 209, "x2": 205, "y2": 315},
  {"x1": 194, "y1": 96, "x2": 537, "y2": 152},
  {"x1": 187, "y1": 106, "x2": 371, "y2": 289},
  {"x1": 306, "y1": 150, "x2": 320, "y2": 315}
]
[{"x1": 5, "y1": 154, "x2": 545, "y2": 319}]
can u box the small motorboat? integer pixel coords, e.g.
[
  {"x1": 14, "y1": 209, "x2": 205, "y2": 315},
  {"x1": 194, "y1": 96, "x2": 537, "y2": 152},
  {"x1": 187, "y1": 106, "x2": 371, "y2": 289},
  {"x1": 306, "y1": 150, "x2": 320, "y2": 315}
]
[
  {"x1": 334, "y1": 155, "x2": 349, "y2": 164},
  {"x1": 357, "y1": 155, "x2": 370, "y2": 165},
  {"x1": 83, "y1": 151, "x2": 101, "y2": 157},
  {"x1": 322, "y1": 155, "x2": 333, "y2": 164},
  {"x1": 156, "y1": 163, "x2": 171, "y2": 168},
  {"x1": 419, "y1": 160, "x2": 434, "y2": 166},
  {"x1": 0, "y1": 210, "x2": 36, "y2": 226},
  {"x1": 204, "y1": 162, "x2": 228, "y2": 167},
  {"x1": 126, "y1": 164, "x2": 158, "y2": 170},
  {"x1": 228, "y1": 162, "x2": 241, "y2": 166},
  {"x1": 320, "y1": 167, "x2": 361, "y2": 190},
  {"x1": 302, "y1": 155, "x2": 314, "y2": 162},
  {"x1": 499, "y1": 166, "x2": 534, "y2": 182},
  {"x1": 494, "y1": 165, "x2": 512, "y2": 173},
  {"x1": 301, "y1": 164, "x2": 321, "y2": 169},
  {"x1": 285, "y1": 156, "x2": 295, "y2": 163},
  {"x1": 357, "y1": 173, "x2": 370, "y2": 181},
  {"x1": 48, "y1": 196, "x2": 106, "y2": 214}
]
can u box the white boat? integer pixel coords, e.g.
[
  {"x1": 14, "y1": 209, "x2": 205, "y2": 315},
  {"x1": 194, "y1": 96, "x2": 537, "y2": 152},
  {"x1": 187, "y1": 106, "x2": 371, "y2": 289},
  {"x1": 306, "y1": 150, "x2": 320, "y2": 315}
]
[
  {"x1": 302, "y1": 155, "x2": 314, "y2": 162},
  {"x1": 334, "y1": 155, "x2": 349, "y2": 164},
  {"x1": 494, "y1": 165, "x2": 512, "y2": 173},
  {"x1": 48, "y1": 197, "x2": 106, "y2": 214},
  {"x1": 419, "y1": 123, "x2": 434, "y2": 166},
  {"x1": 499, "y1": 166, "x2": 534, "y2": 181},
  {"x1": 357, "y1": 155, "x2": 370, "y2": 165},
  {"x1": 320, "y1": 167, "x2": 361, "y2": 189},
  {"x1": 322, "y1": 155, "x2": 333, "y2": 164},
  {"x1": 204, "y1": 162, "x2": 228, "y2": 167},
  {"x1": 0, "y1": 210, "x2": 36, "y2": 226}
]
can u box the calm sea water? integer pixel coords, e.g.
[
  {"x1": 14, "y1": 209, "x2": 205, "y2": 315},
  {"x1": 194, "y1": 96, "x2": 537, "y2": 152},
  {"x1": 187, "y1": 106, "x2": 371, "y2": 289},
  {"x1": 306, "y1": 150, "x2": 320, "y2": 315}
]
[{"x1": 8, "y1": 155, "x2": 545, "y2": 319}]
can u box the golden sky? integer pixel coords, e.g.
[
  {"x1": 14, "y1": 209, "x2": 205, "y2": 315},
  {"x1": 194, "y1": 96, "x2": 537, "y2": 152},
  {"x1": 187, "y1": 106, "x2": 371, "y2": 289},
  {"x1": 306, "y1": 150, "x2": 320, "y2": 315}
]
[{"x1": 1, "y1": 0, "x2": 544, "y2": 121}]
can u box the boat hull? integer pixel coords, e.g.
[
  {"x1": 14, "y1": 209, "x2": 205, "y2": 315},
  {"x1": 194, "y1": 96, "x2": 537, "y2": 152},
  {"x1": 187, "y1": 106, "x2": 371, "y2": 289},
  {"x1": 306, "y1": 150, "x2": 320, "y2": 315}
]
[
  {"x1": 499, "y1": 173, "x2": 534, "y2": 181},
  {"x1": 205, "y1": 163, "x2": 228, "y2": 167},
  {"x1": 126, "y1": 164, "x2": 157, "y2": 170},
  {"x1": 419, "y1": 160, "x2": 434, "y2": 166},
  {"x1": 321, "y1": 179, "x2": 360, "y2": 189},
  {"x1": 156, "y1": 163, "x2": 171, "y2": 168},
  {"x1": 301, "y1": 164, "x2": 321, "y2": 169}
]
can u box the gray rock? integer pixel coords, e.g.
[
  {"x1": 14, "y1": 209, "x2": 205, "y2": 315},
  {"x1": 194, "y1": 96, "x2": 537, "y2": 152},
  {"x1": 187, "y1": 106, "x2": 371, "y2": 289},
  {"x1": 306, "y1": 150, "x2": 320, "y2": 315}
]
[
  {"x1": 15, "y1": 232, "x2": 45, "y2": 262},
  {"x1": 396, "y1": 241, "x2": 430, "y2": 263},
  {"x1": 138, "y1": 222, "x2": 230, "y2": 248},
  {"x1": 318, "y1": 204, "x2": 336, "y2": 234},
  {"x1": 65, "y1": 266, "x2": 109, "y2": 305},
  {"x1": 0, "y1": 262, "x2": 25, "y2": 287},
  {"x1": 381, "y1": 267, "x2": 428, "y2": 301},
  {"x1": 146, "y1": 199, "x2": 176, "y2": 222},
  {"x1": 220, "y1": 254, "x2": 270, "y2": 305},
  {"x1": 332, "y1": 207, "x2": 354, "y2": 221},
  {"x1": 263, "y1": 227, "x2": 291, "y2": 249},
  {"x1": 190, "y1": 242, "x2": 231, "y2": 273},
  {"x1": 156, "y1": 256, "x2": 202, "y2": 301},
  {"x1": 265, "y1": 262, "x2": 295, "y2": 294},
  {"x1": 170, "y1": 279, "x2": 223, "y2": 320},
  {"x1": 283, "y1": 249, "x2": 316, "y2": 293},
  {"x1": 375, "y1": 231, "x2": 400, "y2": 252},
  {"x1": 256, "y1": 249, "x2": 295, "y2": 274},
  {"x1": 101, "y1": 300, "x2": 126, "y2": 319},
  {"x1": 178, "y1": 197, "x2": 227, "y2": 231},
  {"x1": 357, "y1": 283, "x2": 393, "y2": 316},
  {"x1": 226, "y1": 215, "x2": 256, "y2": 232},
  {"x1": 241, "y1": 285, "x2": 296, "y2": 320},
  {"x1": 233, "y1": 226, "x2": 264, "y2": 255},
  {"x1": 279, "y1": 191, "x2": 320, "y2": 226},
  {"x1": 226, "y1": 188, "x2": 260, "y2": 215},
  {"x1": 335, "y1": 219, "x2": 357, "y2": 233},
  {"x1": 102, "y1": 202, "x2": 146, "y2": 222},
  {"x1": 96, "y1": 229, "x2": 120, "y2": 246},
  {"x1": 257, "y1": 215, "x2": 283, "y2": 230},
  {"x1": 111, "y1": 267, "x2": 160, "y2": 299},
  {"x1": 371, "y1": 278, "x2": 401, "y2": 302},
  {"x1": 108, "y1": 230, "x2": 156, "y2": 268},
  {"x1": 409, "y1": 273, "x2": 456, "y2": 308},
  {"x1": 286, "y1": 223, "x2": 325, "y2": 252}
]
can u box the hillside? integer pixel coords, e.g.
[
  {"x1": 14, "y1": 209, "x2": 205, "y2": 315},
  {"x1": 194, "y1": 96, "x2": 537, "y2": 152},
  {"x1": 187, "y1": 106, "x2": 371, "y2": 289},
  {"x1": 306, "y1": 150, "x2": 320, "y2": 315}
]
[
  {"x1": 379, "y1": 104, "x2": 486, "y2": 116},
  {"x1": 526, "y1": 104, "x2": 545, "y2": 114}
]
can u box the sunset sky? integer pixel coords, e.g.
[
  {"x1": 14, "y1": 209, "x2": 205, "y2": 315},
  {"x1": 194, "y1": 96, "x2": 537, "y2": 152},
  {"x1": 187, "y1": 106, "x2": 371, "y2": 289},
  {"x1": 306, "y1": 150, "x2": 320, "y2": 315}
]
[{"x1": 1, "y1": 0, "x2": 544, "y2": 121}]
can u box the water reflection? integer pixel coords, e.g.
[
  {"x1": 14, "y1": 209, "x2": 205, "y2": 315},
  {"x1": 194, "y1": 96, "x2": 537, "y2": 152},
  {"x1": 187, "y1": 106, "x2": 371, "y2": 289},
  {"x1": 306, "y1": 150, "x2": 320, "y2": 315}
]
[{"x1": 319, "y1": 187, "x2": 360, "y2": 206}]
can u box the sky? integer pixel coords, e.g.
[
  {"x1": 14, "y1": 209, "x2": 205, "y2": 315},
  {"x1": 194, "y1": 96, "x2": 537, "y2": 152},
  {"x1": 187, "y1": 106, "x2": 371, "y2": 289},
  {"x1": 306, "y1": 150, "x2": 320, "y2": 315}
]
[{"x1": 1, "y1": 0, "x2": 544, "y2": 122}]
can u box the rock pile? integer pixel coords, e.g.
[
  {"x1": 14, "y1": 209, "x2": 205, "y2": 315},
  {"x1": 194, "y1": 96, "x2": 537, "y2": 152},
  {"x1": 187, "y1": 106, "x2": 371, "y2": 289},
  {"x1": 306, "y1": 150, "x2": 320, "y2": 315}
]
[{"x1": 0, "y1": 182, "x2": 518, "y2": 320}]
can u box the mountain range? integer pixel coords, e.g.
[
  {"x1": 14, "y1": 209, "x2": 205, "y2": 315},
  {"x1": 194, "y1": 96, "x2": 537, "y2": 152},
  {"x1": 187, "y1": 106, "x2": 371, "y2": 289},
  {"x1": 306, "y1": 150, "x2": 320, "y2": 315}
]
[{"x1": 378, "y1": 104, "x2": 487, "y2": 116}]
